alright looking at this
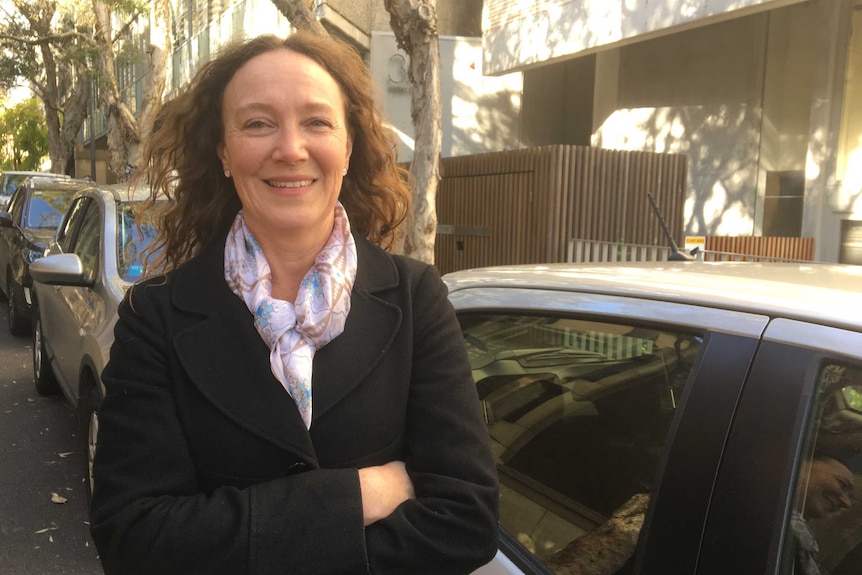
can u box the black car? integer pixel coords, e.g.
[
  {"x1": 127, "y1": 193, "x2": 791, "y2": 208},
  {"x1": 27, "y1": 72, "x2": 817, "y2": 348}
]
[{"x1": 0, "y1": 176, "x2": 94, "y2": 335}]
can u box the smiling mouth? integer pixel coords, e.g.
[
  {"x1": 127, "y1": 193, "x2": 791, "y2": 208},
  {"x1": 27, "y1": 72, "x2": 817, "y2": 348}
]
[{"x1": 267, "y1": 179, "x2": 315, "y2": 188}]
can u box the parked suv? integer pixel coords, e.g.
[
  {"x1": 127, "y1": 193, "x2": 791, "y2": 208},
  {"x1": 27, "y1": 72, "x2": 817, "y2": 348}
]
[
  {"x1": 0, "y1": 176, "x2": 93, "y2": 334},
  {"x1": 29, "y1": 182, "x2": 161, "y2": 500},
  {"x1": 449, "y1": 262, "x2": 862, "y2": 575},
  {"x1": 0, "y1": 170, "x2": 70, "y2": 209}
]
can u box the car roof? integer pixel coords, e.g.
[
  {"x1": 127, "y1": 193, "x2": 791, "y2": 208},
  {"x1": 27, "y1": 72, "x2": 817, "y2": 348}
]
[
  {"x1": 443, "y1": 261, "x2": 862, "y2": 331},
  {"x1": 94, "y1": 181, "x2": 153, "y2": 203},
  {"x1": 1, "y1": 171, "x2": 69, "y2": 177},
  {"x1": 23, "y1": 177, "x2": 93, "y2": 191}
]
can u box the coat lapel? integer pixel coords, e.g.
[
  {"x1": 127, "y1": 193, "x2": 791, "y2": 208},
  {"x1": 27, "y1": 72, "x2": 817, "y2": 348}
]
[{"x1": 168, "y1": 229, "x2": 402, "y2": 460}]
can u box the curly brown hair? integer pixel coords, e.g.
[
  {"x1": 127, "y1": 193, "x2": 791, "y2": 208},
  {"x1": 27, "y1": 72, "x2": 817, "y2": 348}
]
[{"x1": 137, "y1": 32, "x2": 411, "y2": 274}]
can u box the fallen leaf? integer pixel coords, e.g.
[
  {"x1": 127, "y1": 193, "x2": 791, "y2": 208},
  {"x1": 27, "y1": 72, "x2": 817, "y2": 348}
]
[
  {"x1": 58, "y1": 452, "x2": 73, "y2": 458},
  {"x1": 50, "y1": 492, "x2": 67, "y2": 504}
]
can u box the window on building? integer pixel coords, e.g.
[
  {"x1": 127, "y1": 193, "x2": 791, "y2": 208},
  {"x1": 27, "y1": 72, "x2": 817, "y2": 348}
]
[
  {"x1": 763, "y1": 170, "x2": 804, "y2": 237},
  {"x1": 839, "y1": 219, "x2": 862, "y2": 265}
]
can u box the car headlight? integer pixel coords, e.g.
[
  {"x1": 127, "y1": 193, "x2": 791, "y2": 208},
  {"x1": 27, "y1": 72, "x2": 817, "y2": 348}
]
[{"x1": 26, "y1": 249, "x2": 45, "y2": 263}]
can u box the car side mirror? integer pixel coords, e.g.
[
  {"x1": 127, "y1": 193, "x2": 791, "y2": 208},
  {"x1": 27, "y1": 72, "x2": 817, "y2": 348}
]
[{"x1": 30, "y1": 253, "x2": 95, "y2": 288}]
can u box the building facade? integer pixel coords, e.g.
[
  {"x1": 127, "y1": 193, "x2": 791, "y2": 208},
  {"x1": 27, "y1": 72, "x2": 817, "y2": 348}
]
[{"x1": 483, "y1": 0, "x2": 862, "y2": 263}]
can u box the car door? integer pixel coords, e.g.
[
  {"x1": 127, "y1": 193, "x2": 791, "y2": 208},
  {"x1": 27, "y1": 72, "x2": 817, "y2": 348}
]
[
  {"x1": 450, "y1": 286, "x2": 770, "y2": 575},
  {"x1": 37, "y1": 197, "x2": 92, "y2": 392},
  {"x1": 48, "y1": 199, "x2": 103, "y2": 398},
  {"x1": 694, "y1": 319, "x2": 862, "y2": 575}
]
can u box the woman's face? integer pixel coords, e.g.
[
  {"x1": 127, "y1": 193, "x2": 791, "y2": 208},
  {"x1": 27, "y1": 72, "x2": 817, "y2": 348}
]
[{"x1": 218, "y1": 48, "x2": 352, "y2": 244}]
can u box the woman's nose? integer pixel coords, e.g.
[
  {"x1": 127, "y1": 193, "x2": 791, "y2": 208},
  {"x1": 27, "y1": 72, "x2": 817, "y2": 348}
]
[{"x1": 273, "y1": 126, "x2": 308, "y2": 163}]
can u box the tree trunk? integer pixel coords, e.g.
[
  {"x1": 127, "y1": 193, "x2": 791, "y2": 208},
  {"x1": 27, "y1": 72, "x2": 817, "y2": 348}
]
[
  {"x1": 269, "y1": 0, "x2": 328, "y2": 36},
  {"x1": 39, "y1": 40, "x2": 63, "y2": 173},
  {"x1": 93, "y1": 0, "x2": 141, "y2": 181},
  {"x1": 91, "y1": 0, "x2": 169, "y2": 182},
  {"x1": 58, "y1": 73, "x2": 91, "y2": 172},
  {"x1": 130, "y1": 0, "x2": 169, "y2": 172},
  {"x1": 384, "y1": 0, "x2": 441, "y2": 264}
]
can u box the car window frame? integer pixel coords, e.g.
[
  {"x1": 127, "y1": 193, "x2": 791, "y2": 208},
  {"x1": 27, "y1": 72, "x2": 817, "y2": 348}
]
[{"x1": 69, "y1": 199, "x2": 102, "y2": 284}]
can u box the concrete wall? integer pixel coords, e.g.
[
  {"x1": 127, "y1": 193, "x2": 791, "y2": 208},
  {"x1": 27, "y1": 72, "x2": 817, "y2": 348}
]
[
  {"x1": 520, "y1": 56, "x2": 595, "y2": 147},
  {"x1": 370, "y1": 32, "x2": 522, "y2": 162},
  {"x1": 590, "y1": 14, "x2": 770, "y2": 235},
  {"x1": 482, "y1": 0, "x2": 808, "y2": 76}
]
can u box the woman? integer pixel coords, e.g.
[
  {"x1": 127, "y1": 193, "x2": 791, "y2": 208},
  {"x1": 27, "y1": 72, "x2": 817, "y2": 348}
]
[{"x1": 89, "y1": 32, "x2": 499, "y2": 574}]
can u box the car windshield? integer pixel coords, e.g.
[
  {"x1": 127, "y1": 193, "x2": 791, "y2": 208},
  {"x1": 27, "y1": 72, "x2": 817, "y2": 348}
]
[
  {"x1": 3, "y1": 174, "x2": 34, "y2": 196},
  {"x1": 116, "y1": 202, "x2": 162, "y2": 282},
  {"x1": 25, "y1": 190, "x2": 76, "y2": 230}
]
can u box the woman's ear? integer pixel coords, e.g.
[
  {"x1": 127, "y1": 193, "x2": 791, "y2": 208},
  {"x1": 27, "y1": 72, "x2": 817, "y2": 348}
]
[
  {"x1": 344, "y1": 135, "x2": 353, "y2": 169},
  {"x1": 217, "y1": 142, "x2": 227, "y2": 169}
]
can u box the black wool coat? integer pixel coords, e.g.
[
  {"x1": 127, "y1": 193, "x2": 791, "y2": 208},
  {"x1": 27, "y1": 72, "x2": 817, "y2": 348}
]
[{"x1": 89, "y1": 229, "x2": 500, "y2": 575}]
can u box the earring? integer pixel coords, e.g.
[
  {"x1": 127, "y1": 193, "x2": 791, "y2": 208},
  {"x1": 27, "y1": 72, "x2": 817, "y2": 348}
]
[
  {"x1": 342, "y1": 167, "x2": 348, "y2": 176},
  {"x1": 224, "y1": 169, "x2": 231, "y2": 178}
]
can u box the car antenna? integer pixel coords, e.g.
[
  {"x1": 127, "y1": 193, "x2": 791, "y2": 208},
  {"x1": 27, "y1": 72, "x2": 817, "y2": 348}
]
[{"x1": 647, "y1": 192, "x2": 694, "y2": 261}]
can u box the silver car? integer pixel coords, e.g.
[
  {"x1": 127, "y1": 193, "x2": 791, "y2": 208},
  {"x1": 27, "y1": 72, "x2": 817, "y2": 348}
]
[
  {"x1": 450, "y1": 262, "x2": 862, "y2": 575},
  {"x1": 29, "y1": 182, "x2": 161, "y2": 500}
]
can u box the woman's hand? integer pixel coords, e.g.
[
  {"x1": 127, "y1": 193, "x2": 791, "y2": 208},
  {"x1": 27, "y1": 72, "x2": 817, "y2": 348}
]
[{"x1": 358, "y1": 460, "x2": 415, "y2": 526}]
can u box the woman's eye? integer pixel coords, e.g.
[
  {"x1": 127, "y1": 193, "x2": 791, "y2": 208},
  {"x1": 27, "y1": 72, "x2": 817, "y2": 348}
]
[
  {"x1": 244, "y1": 119, "x2": 269, "y2": 129},
  {"x1": 309, "y1": 118, "x2": 333, "y2": 128}
]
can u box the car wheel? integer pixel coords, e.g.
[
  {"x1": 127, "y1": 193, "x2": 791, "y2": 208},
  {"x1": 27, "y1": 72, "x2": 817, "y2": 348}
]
[
  {"x1": 7, "y1": 278, "x2": 27, "y2": 336},
  {"x1": 79, "y1": 376, "x2": 101, "y2": 508},
  {"x1": 32, "y1": 314, "x2": 60, "y2": 396}
]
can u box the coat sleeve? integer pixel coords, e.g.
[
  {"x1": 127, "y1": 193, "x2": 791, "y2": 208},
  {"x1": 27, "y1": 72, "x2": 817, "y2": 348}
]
[
  {"x1": 90, "y1": 284, "x2": 370, "y2": 575},
  {"x1": 364, "y1": 263, "x2": 500, "y2": 574}
]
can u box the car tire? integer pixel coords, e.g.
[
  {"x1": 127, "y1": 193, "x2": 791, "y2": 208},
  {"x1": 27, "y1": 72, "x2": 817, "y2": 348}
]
[
  {"x1": 7, "y1": 278, "x2": 27, "y2": 336},
  {"x1": 78, "y1": 376, "x2": 101, "y2": 508},
  {"x1": 32, "y1": 314, "x2": 60, "y2": 396}
]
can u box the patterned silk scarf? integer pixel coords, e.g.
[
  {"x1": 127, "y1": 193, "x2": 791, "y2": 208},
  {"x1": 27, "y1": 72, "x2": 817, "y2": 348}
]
[{"x1": 224, "y1": 203, "x2": 357, "y2": 429}]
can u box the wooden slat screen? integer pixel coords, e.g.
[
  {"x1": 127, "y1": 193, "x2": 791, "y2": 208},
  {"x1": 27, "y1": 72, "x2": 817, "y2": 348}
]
[
  {"x1": 434, "y1": 145, "x2": 689, "y2": 275},
  {"x1": 703, "y1": 236, "x2": 815, "y2": 261}
]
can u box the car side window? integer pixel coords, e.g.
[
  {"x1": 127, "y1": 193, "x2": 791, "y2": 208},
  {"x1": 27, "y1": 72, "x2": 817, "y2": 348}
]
[
  {"x1": 116, "y1": 201, "x2": 161, "y2": 282},
  {"x1": 70, "y1": 202, "x2": 101, "y2": 284},
  {"x1": 459, "y1": 313, "x2": 703, "y2": 575},
  {"x1": 56, "y1": 198, "x2": 91, "y2": 252},
  {"x1": 783, "y1": 362, "x2": 862, "y2": 575}
]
